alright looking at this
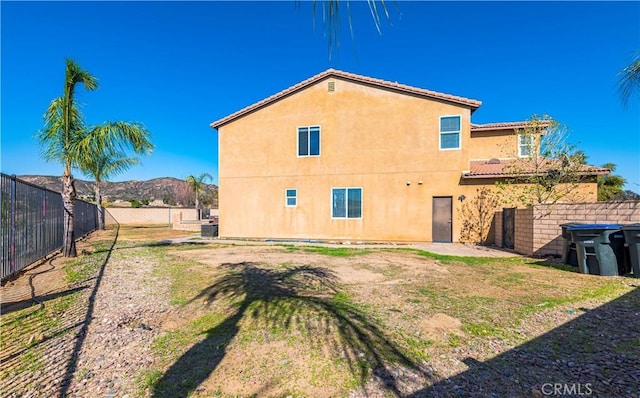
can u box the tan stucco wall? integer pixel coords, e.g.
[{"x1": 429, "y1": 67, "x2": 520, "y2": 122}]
[
  {"x1": 218, "y1": 77, "x2": 490, "y2": 242},
  {"x1": 469, "y1": 130, "x2": 519, "y2": 160},
  {"x1": 220, "y1": 79, "x2": 473, "y2": 179},
  {"x1": 216, "y1": 77, "x2": 596, "y2": 242},
  {"x1": 464, "y1": 178, "x2": 599, "y2": 206},
  {"x1": 220, "y1": 173, "x2": 495, "y2": 242}
]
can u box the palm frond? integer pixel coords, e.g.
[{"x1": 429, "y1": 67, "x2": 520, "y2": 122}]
[
  {"x1": 80, "y1": 147, "x2": 140, "y2": 182},
  {"x1": 618, "y1": 52, "x2": 640, "y2": 108},
  {"x1": 367, "y1": 0, "x2": 383, "y2": 34},
  {"x1": 37, "y1": 96, "x2": 86, "y2": 166},
  {"x1": 76, "y1": 121, "x2": 154, "y2": 157},
  {"x1": 311, "y1": 0, "x2": 395, "y2": 58},
  {"x1": 65, "y1": 59, "x2": 99, "y2": 92},
  {"x1": 186, "y1": 173, "x2": 213, "y2": 192},
  {"x1": 102, "y1": 156, "x2": 140, "y2": 179}
]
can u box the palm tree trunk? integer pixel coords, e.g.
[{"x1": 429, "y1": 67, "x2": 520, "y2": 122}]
[
  {"x1": 95, "y1": 182, "x2": 104, "y2": 230},
  {"x1": 195, "y1": 189, "x2": 200, "y2": 220},
  {"x1": 62, "y1": 171, "x2": 77, "y2": 257}
]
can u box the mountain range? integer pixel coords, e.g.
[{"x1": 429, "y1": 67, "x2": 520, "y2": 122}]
[{"x1": 16, "y1": 175, "x2": 218, "y2": 207}]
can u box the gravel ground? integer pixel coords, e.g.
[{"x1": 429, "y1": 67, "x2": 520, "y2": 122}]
[
  {"x1": 411, "y1": 293, "x2": 640, "y2": 398},
  {"x1": 1, "y1": 232, "x2": 175, "y2": 397},
  {"x1": 2, "y1": 230, "x2": 639, "y2": 397}
]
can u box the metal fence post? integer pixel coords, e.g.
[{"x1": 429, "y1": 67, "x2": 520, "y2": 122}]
[
  {"x1": 42, "y1": 188, "x2": 46, "y2": 257},
  {"x1": 9, "y1": 175, "x2": 16, "y2": 275}
]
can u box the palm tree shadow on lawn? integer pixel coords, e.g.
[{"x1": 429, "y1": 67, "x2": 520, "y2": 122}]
[{"x1": 152, "y1": 261, "x2": 436, "y2": 397}]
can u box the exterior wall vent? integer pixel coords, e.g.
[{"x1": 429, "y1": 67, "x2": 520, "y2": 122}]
[{"x1": 328, "y1": 81, "x2": 335, "y2": 92}]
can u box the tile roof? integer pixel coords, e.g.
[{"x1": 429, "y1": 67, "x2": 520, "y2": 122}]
[
  {"x1": 210, "y1": 69, "x2": 483, "y2": 129},
  {"x1": 470, "y1": 121, "x2": 552, "y2": 132},
  {"x1": 462, "y1": 159, "x2": 610, "y2": 179}
]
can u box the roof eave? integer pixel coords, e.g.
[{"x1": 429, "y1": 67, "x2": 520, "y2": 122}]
[
  {"x1": 211, "y1": 69, "x2": 482, "y2": 130},
  {"x1": 470, "y1": 121, "x2": 553, "y2": 132},
  {"x1": 462, "y1": 170, "x2": 610, "y2": 180}
]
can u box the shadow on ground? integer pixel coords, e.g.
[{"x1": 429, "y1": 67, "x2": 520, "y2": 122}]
[
  {"x1": 408, "y1": 287, "x2": 640, "y2": 397},
  {"x1": 57, "y1": 225, "x2": 120, "y2": 398},
  {"x1": 1, "y1": 286, "x2": 89, "y2": 315},
  {"x1": 152, "y1": 261, "x2": 435, "y2": 397},
  {"x1": 0, "y1": 225, "x2": 121, "y2": 397}
]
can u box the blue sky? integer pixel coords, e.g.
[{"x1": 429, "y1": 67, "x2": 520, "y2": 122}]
[{"x1": 2, "y1": 1, "x2": 639, "y2": 190}]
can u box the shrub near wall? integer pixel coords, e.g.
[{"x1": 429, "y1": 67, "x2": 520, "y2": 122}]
[{"x1": 496, "y1": 201, "x2": 640, "y2": 257}]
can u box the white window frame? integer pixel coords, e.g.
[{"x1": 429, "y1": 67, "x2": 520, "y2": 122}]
[
  {"x1": 285, "y1": 189, "x2": 297, "y2": 207},
  {"x1": 297, "y1": 125, "x2": 321, "y2": 157},
  {"x1": 439, "y1": 115, "x2": 462, "y2": 151},
  {"x1": 331, "y1": 187, "x2": 363, "y2": 219},
  {"x1": 518, "y1": 134, "x2": 533, "y2": 158}
]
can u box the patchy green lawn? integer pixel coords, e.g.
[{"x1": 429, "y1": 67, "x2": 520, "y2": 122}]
[
  {"x1": 136, "y1": 232, "x2": 634, "y2": 397},
  {"x1": 2, "y1": 226, "x2": 636, "y2": 397}
]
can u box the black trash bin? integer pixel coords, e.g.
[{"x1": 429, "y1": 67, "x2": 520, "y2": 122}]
[
  {"x1": 568, "y1": 224, "x2": 623, "y2": 276},
  {"x1": 560, "y1": 222, "x2": 581, "y2": 266},
  {"x1": 622, "y1": 224, "x2": 640, "y2": 278},
  {"x1": 201, "y1": 223, "x2": 218, "y2": 238},
  {"x1": 610, "y1": 230, "x2": 630, "y2": 275}
]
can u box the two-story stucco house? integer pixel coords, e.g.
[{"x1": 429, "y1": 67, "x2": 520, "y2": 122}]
[{"x1": 210, "y1": 69, "x2": 603, "y2": 243}]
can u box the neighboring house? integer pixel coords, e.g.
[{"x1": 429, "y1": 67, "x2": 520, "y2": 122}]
[
  {"x1": 210, "y1": 69, "x2": 606, "y2": 243},
  {"x1": 463, "y1": 121, "x2": 608, "y2": 201}
]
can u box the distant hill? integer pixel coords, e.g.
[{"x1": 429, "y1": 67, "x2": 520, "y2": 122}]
[{"x1": 17, "y1": 175, "x2": 218, "y2": 208}]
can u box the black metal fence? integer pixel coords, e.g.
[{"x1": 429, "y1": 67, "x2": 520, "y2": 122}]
[{"x1": 1, "y1": 173, "x2": 98, "y2": 281}]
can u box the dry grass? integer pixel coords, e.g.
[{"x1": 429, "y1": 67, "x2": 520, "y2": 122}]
[
  {"x1": 133, "y1": 226, "x2": 634, "y2": 397},
  {"x1": 3, "y1": 226, "x2": 635, "y2": 397}
]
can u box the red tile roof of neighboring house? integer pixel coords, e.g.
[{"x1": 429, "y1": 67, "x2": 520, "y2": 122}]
[
  {"x1": 462, "y1": 159, "x2": 610, "y2": 179},
  {"x1": 210, "y1": 69, "x2": 483, "y2": 129},
  {"x1": 470, "y1": 120, "x2": 552, "y2": 132}
]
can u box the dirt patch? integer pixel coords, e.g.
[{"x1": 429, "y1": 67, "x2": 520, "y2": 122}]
[
  {"x1": 4, "y1": 226, "x2": 638, "y2": 398},
  {"x1": 199, "y1": 339, "x2": 346, "y2": 397},
  {"x1": 0, "y1": 230, "x2": 112, "y2": 313},
  {"x1": 419, "y1": 313, "x2": 464, "y2": 341},
  {"x1": 1, "y1": 257, "x2": 66, "y2": 313},
  {"x1": 170, "y1": 246, "x2": 449, "y2": 286},
  {"x1": 116, "y1": 225, "x2": 196, "y2": 241}
]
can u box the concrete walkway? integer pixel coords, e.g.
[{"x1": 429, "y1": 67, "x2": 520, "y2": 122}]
[{"x1": 168, "y1": 236, "x2": 518, "y2": 258}]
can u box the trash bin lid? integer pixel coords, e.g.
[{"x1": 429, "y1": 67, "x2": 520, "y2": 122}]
[
  {"x1": 567, "y1": 224, "x2": 622, "y2": 230},
  {"x1": 560, "y1": 222, "x2": 582, "y2": 227}
]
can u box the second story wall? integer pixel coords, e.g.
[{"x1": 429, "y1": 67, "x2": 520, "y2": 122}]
[
  {"x1": 218, "y1": 77, "x2": 474, "y2": 180},
  {"x1": 469, "y1": 130, "x2": 520, "y2": 160}
]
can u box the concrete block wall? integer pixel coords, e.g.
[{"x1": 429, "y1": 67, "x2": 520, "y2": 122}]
[
  {"x1": 495, "y1": 211, "x2": 503, "y2": 248},
  {"x1": 497, "y1": 201, "x2": 640, "y2": 257},
  {"x1": 514, "y1": 208, "x2": 534, "y2": 256},
  {"x1": 105, "y1": 208, "x2": 199, "y2": 225}
]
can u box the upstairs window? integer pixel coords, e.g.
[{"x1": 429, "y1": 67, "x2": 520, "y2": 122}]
[
  {"x1": 285, "y1": 189, "x2": 297, "y2": 207},
  {"x1": 518, "y1": 134, "x2": 533, "y2": 157},
  {"x1": 439, "y1": 116, "x2": 461, "y2": 150},
  {"x1": 298, "y1": 126, "x2": 320, "y2": 156},
  {"x1": 332, "y1": 188, "x2": 362, "y2": 219}
]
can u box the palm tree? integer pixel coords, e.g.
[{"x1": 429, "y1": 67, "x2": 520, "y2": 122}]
[
  {"x1": 38, "y1": 59, "x2": 97, "y2": 257},
  {"x1": 618, "y1": 52, "x2": 640, "y2": 107},
  {"x1": 38, "y1": 59, "x2": 153, "y2": 256},
  {"x1": 186, "y1": 173, "x2": 213, "y2": 219},
  {"x1": 80, "y1": 146, "x2": 141, "y2": 230},
  {"x1": 597, "y1": 163, "x2": 627, "y2": 201}
]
